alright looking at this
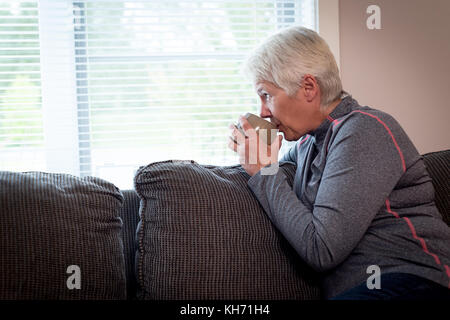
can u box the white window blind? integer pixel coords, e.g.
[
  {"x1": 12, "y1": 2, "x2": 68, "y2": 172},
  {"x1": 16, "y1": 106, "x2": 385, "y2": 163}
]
[
  {"x1": 0, "y1": 0, "x2": 317, "y2": 189},
  {"x1": 0, "y1": 1, "x2": 44, "y2": 171}
]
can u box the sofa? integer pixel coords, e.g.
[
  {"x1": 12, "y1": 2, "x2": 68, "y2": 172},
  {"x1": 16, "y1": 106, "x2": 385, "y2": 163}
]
[{"x1": 0, "y1": 150, "x2": 448, "y2": 300}]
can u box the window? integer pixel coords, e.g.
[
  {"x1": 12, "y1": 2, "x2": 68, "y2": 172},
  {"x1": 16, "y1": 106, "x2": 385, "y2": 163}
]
[
  {"x1": 0, "y1": 0, "x2": 317, "y2": 189},
  {"x1": 0, "y1": 1, "x2": 44, "y2": 171}
]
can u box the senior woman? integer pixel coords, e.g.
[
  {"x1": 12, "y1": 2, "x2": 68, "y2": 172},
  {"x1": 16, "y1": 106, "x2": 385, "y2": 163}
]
[{"x1": 228, "y1": 26, "x2": 450, "y2": 300}]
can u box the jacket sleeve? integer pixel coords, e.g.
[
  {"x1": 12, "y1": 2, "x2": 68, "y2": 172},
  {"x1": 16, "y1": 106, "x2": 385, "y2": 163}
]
[{"x1": 247, "y1": 115, "x2": 406, "y2": 272}]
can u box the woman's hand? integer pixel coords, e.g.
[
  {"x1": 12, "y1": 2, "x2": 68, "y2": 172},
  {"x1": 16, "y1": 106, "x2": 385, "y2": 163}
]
[{"x1": 228, "y1": 115, "x2": 282, "y2": 176}]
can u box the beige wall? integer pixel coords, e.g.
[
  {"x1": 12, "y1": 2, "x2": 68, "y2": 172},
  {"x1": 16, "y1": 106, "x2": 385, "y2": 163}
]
[{"x1": 338, "y1": 0, "x2": 450, "y2": 154}]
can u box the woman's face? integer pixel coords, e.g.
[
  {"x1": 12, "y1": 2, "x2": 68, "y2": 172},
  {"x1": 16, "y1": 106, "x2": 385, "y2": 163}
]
[{"x1": 255, "y1": 80, "x2": 323, "y2": 141}]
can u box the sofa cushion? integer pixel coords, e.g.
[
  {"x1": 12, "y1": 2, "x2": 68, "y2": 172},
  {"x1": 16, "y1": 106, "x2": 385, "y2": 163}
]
[
  {"x1": 0, "y1": 171, "x2": 126, "y2": 300},
  {"x1": 134, "y1": 160, "x2": 321, "y2": 300}
]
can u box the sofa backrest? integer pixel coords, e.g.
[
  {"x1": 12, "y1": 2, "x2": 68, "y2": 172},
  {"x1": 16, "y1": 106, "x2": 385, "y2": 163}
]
[{"x1": 422, "y1": 150, "x2": 450, "y2": 225}]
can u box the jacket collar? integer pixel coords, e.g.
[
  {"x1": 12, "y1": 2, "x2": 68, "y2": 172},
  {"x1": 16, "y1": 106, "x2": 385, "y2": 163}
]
[{"x1": 309, "y1": 92, "x2": 357, "y2": 143}]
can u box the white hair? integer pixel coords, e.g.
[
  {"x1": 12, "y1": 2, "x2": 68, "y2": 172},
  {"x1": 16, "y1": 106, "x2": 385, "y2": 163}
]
[{"x1": 243, "y1": 26, "x2": 343, "y2": 107}]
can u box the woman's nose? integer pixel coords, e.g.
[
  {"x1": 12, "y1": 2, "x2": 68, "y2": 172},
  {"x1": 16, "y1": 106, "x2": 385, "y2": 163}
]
[{"x1": 260, "y1": 104, "x2": 272, "y2": 119}]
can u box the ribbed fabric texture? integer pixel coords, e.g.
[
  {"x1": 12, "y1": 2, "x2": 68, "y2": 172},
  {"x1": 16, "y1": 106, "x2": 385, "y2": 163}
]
[
  {"x1": 422, "y1": 150, "x2": 450, "y2": 225},
  {"x1": 134, "y1": 160, "x2": 321, "y2": 300},
  {"x1": 118, "y1": 190, "x2": 140, "y2": 299},
  {"x1": 0, "y1": 171, "x2": 126, "y2": 300}
]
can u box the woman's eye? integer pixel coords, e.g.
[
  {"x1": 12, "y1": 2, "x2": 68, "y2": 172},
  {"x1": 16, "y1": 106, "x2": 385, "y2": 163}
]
[{"x1": 264, "y1": 93, "x2": 270, "y2": 100}]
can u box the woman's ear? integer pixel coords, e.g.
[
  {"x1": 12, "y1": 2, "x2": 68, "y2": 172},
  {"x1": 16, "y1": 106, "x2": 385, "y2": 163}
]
[{"x1": 300, "y1": 74, "x2": 319, "y2": 103}]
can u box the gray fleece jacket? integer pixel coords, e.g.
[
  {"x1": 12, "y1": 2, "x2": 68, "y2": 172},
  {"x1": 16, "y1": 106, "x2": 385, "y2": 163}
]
[{"x1": 247, "y1": 95, "x2": 450, "y2": 299}]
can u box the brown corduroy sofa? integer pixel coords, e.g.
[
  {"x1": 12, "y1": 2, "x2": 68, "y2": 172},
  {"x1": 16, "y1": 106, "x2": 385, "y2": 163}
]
[{"x1": 0, "y1": 150, "x2": 448, "y2": 300}]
